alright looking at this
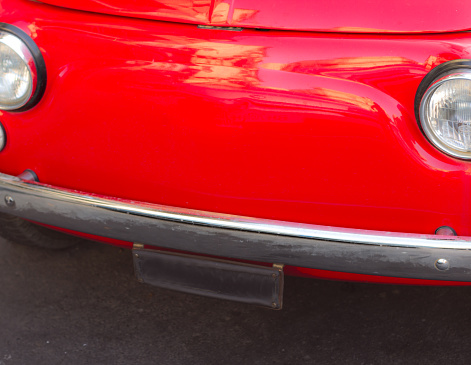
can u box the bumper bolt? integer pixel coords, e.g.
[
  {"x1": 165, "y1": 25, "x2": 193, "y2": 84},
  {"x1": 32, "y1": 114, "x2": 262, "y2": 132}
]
[
  {"x1": 4, "y1": 195, "x2": 15, "y2": 207},
  {"x1": 435, "y1": 258, "x2": 450, "y2": 271}
]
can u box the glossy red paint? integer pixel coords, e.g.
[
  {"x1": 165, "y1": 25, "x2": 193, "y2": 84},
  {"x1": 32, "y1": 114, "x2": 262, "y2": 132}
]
[
  {"x1": 36, "y1": 0, "x2": 471, "y2": 34},
  {"x1": 37, "y1": 0, "x2": 216, "y2": 25},
  {"x1": 1, "y1": 0, "x2": 471, "y2": 284}
]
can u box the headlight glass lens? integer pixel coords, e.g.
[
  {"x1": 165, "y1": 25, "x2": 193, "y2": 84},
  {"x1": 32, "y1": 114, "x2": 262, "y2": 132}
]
[
  {"x1": 420, "y1": 72, "x2": 471, "y2": 159},
  {"x1": 0, "y1": 32, "x2": 34, "y2": 110}
]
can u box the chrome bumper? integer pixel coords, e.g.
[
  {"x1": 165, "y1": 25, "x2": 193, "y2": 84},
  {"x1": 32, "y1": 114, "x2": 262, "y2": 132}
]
[{"x1": 1, "y1": 172, "x2": 471, "y2": 281}]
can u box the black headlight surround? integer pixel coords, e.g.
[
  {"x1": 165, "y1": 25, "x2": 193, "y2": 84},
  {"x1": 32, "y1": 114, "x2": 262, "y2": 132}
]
[{"x1": 0, "y1": 23, "x2": 47, "y2": 112}]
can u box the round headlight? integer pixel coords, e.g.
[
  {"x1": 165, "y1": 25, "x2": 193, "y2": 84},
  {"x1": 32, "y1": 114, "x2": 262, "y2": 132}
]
[
  {"x1": 0, "y1": 25, "x2": 46, "y2": 111},
  {"x1": 419, "y1": 70, "x2": 471, "y2": 159}
]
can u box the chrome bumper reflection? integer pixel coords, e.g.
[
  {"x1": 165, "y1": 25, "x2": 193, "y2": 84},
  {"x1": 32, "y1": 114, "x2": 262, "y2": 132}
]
[{"x1": 1, "y1": 172, "x2": 471, "y2": 281}]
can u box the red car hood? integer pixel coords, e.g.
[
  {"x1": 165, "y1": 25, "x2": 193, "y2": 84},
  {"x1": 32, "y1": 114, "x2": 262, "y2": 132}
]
[{"x1": 37, "y1": 0, "x2": 471, "y2": 34}]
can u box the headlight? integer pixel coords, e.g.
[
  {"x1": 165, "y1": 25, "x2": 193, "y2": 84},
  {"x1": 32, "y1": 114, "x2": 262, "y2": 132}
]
[
  {"x1": 0, "y1": 24, "x2": 46, "y2": 111},
  {"x1": 418, "y1": 65, "x2": 471, "y2": 159}
]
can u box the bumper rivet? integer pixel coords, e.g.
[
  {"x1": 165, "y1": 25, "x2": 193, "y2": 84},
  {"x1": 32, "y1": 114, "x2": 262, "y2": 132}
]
[
  {"x1": 4, "y1": 195, "x2": 15, "y2": 207},
  {"x1": 435, "y1": 259, "x2": 450, "y2": 271}
]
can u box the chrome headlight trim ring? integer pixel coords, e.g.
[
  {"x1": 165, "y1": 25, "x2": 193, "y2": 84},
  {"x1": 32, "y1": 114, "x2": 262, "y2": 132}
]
[
  {"x1": 419, "y1": 71, "x2": 471, "y2": 159},
  {"x1": 0, "y1": 23, "x2": 46, "y2": 111},
  {"x1": 415, "y1": 60, "x2": 471, "y2": 160},
  {"x1": 0, "y1": 122, "x2": 5, "y2": 152}
]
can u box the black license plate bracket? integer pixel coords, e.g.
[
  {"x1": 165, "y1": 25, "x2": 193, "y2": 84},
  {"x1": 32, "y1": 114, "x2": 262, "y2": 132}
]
[{"x1": 133, "y1": 246, "x2": 284, "y2": 309}]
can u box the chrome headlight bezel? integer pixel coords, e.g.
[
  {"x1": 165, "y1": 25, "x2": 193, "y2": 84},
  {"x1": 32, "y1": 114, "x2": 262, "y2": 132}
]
[
  {"x1": 416, "y1": 60, "x2": 471, "y2": 160},
  {"x1": 0, "y1": 122, "x2": 5, "y2": 152},
  {"x1": 0, "y1": 23, "x2": 46, "y2": 111}
]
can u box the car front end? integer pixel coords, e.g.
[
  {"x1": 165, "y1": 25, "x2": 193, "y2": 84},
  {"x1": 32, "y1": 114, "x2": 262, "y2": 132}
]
[{"x1": 1, "y1": 0, "x2": 471, "y2": 308}]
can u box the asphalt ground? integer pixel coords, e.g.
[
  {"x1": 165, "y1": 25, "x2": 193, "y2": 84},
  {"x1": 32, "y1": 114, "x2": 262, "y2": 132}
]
[{"x1": 1, "y1": 236, "x2": 471, "y2": 364}]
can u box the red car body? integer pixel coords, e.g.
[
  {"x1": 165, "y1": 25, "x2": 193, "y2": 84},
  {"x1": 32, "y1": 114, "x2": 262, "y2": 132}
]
[{"x1": 1, "y1": 0, "x2": 471, "y2": 298}]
